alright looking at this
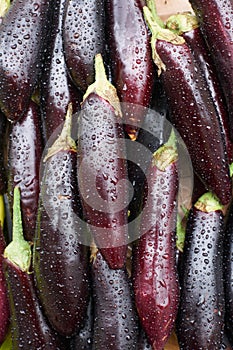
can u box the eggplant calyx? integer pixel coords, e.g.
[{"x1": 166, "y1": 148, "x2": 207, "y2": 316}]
[
  {"x1": 195, "y1": 192, "x2": 224, "y2": 213},
  {"x1": 3, "y1": 187, "x2": 31, "y2": 273},
  {"x1": 146, "y1": 0, "x2": 165, "y2": 29},
  {"x1": 0, "y1": 0, "x2": 10, "y2": 20},
  {"x1": 152, "y1": 129, "x2": 178, "y2": 171},
  {"x1": 90, "y1": 242, "x2": 98, "y2": 263},
  {"x1": 44, "y1": 103, "x2": 76, "y2": 162},
  {"x1": 166, "y1": 12, "x2": 199, "y2": 35},
  {"x1": 143, "y1": 6, "x2": 185, "y2": 75},
  {"x1": 82, "y1": 53, "x2": 122, "y2": 118},
  {"x1": 0, "y1": 195, "x2": 5, "y2": 229},
  {"x1": 229, "y1": 162, "x2": 233, "y2": 178}
]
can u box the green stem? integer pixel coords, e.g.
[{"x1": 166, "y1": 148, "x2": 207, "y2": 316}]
[
  {"x1": 82, "y1": 53, "x2": 122, "y2": 117},
  {"x1": 166, "y1": 12, "x2": 199, "y2": 35},
  {"x1": 146, "y1": 0, "x2": 165, "y2": 28},
  {"x1": 44, "y1": 103, "x2": 76, "y2": 162},
  {"x1": 3, "y1": 187, "x2": 31, "y2": 273},
  {"x1": 152, "y1": 128, "x2": 178, "y2": 171},
  {"x1": 143, "y1": 6, "x2": 185, "y2": 75},
  {"x1": 0, "y1": 0, "x2": 11, "y2": 19},
  {"x1": 195, "y1": 192, "x2": 224, "y2": 213}
]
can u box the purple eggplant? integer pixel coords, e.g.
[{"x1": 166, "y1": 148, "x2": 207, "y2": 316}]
[
  {"x1": 132, "y1": 130, "x2": 180, "y2": 350},
  {"x1": 33, "y1": 104, "x2": 91, "y2": 337},
  {"x1": 0, "y1": 112, "x2": 9, "y2": 195},
  {"x1": 0, "y1": 0, "x2": 52, "y2": 122},
  {"x1": 7, "y1": 100, "x2": 44, "y2": 242},
  {"x1": 105, "y1": 0, "x2": 155, "y2": 140},
  {"x1": 91, "y1": 246, "x2": 139, "y2": 349},
  {"x1": 77, "y1": 54, "x2": 128, "y2": 269},
  {"x1": 3, "y1": 187, "x2": 67, "y2": 349},
  {"x1": 176, "y1": 192, "x2": 225, "y2": 349},
  {"x1": 63, "y1": 0, "x2": 106, "y2": 94},
  {"x1": 166, "y1": 12, "x2": 233, "y2": 164},
  {"x1": 143, "y1": 6, "x2": 232, "y2": 205},
  {"x1": 40, "y1": 0, "x2": 82, "y2": 142},
  {"x1": 188, "y1": 0, "x2": 233, "y2": 140}
]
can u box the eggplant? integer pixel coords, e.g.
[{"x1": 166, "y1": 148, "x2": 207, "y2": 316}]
[
  {"x1": 0, "y1": 0, "x2": 52, "y2": 122},
  {"x1": 0, "y1": 112, "x2": 9, "y2": 195},
  {"x1": 3, "y1": 187, "x2": 66, "y2": 350},
  {"x1": 33, "y1": 104, "x2": 91, "y2": 337},
  {"x1": 105, "y1": 0, "x2": 155, "y2": 140},
  {"x1": 132, "y1": 131, "x2": 179, "y2": 350},
  {"x1": 40, "y1": 0, "x2": 82, "y2": 142},
  {"x1": 176, "y1": 192, "x2": 225, "y2": 349},
  {"x1": 166, "y1": 12, "x2": 233, "y2": 163},
  {"x1": 63, "y1": 0, "x2": 106, "y2": 94},
  {"x1": 143, "y1": 6, "x2": 232, "y2": 205},
  {"x1": 7, "y1": 100, "x2": 44, "y2": 242},
  {"x1": 77, "y1": 54, "x2": 128, "y2": 269},
  {"x1": 188, "y1": 0, "x2": 233, "y2": 141},
  {"x1": 91, "y1": 246, "x2": 139, "y2": 349}
]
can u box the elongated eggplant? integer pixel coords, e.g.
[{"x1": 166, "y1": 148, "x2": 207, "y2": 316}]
[
  {"x1": 4, "y1": 187, "x2": 67, "y2": 350},
  {"x1": 7, "y1": 100, "x2": 43, "y2": 242},
  {"x1": 0, "y1": 0, "x2": 51, "y2": 122},
  {"x1": 166, "y1": 12, "x2": 233, "y2": 163},
  {"x1": 105, "y1": 0, "x2": 155, "y2": 140},
  {"x1": 63, "y1": 0, "x2": 106, "y2": 94},
  {"x1": 143, "y1": 6, "x2": 232, "y2": 205},
  {"x1": 91, "y1": 246, "x2": 139, "y2": 349},
  {"x1": 132, "y1": 131, "x2": 179, "y2": 350},
  {"x1": 0, "y1": 112, "x2": 9, "y2": 195},
  {"x1": 33, "y1": 104, "x2": 90, "y2": 337},
  {"x1": 40, "y1": 0, "x2": 81, "y2": 141},
  {"x1": 176, "y1": 192, "x2": 225, "y2": 349},
  {"x1": 77, "y1": 54, "x2": 128, "y2": 269},
  {"x1": 188, "y1": 0, "x2": 233, "y2": 140}
]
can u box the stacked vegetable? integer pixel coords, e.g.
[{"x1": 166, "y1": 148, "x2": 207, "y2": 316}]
[{"x1": 0, "y1": 0, "x2": 233, "y2": 349}]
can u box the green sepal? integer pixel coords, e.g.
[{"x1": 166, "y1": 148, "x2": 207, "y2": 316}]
[
  {"x1": 152, "y1": 129, "x2": 178, "y2": 171},
  {"x1": 195, "y1": 191, "x2": 224, "y2": 213},
  {"x1": 166, "y1": 12, "x2": 199, "y2": 35},
  {"x1": 0, "y1": 0, "x2": 11, "y2": 19}
]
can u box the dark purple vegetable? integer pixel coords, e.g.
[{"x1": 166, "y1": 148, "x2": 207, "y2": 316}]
[
  {"x1": 4, "y1": 187, "x2": 67, "y2": 349},
  {"x1": 166, "y1": 12, "x2": 233, "y2": 163},
  {"x1": 77, "y1": 54, "x2": 128, "y2": 269},
  {"x1": 105, "y1": 0, "x2": 155, "y2": 140},
  {"x1": 188, "y1": 0, "x2": 233, "y2": 140},
  {"x1": 132, "y1": 131, "x2": 180, "y2": 350},
  {"x1": 91, "y1": 247, "x2": 139, "y2": 349},
  {"x1": 40, "y1": 0, "x2": 82, "y2": 142},
  {"x1": 0, "y1": 0, "x2": 51, "y2": 122},
  {"x1": 176, "y1": 192, "x2": 225, "y2": 349},
  {"x1": 7, "y1": 100, "x2": 44, "y2": 242},
  {"x1": 33, "y1": 104, "x2": 90, "y2": 337},
  {"x1": 0, "y1": 112, "x2": 9, "y2": 195},
  {"x1": 143, "y1": 6, "x2": 232, "y2": 205},
  {"x1": 63, "y1": 0, "x2": 106, "y2": 94}
]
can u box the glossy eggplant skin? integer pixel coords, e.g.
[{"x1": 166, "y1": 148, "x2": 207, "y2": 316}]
[
  {"x1": 0, "y1": 0, "x2": 51, "y2": 122},
  {"x1": 0, "y1": 112, "x2": 9, "y2": 195},
  {"x1": 4, "y1": 259, "x2": 68, "y2": 350},
  {"x1": 40, "y1": 0, "x2": 81, "y2": 141},
  {"x1": 189, "y1": 0, "x2": 233, "y2": 140},
  {"x1": 105, "y1": 0, "x2": 155, "y2": 138},
  {"x1": 63, "y1": 0, "x2": 106, "y2": 94},
  {"x1": 176, "y1": 207, "x2": 225, "y2": 349},
  {"x1": 132, "y1": 158, "x2": 179, "y2": 350},
  {"x1": 7, "y1": 101, "x2": 43, "y2": 242},
  {"x1": 77, "y1": 92, "x2": 128, "y2": 269},
  {"x1": 33, "y1": 147, "x2": 91, "y2": 337},
  {"x1": 91, "y1": 250, "x2": 139, "y2": 350},
  {"x1": 156, "y1": 40, "x2": 232, "y2": 205}
]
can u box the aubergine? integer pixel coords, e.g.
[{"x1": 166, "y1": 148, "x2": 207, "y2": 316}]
[
  {"x1": 33, "y1": 104, "x2": 91, "y2": 337},
  {"x1": 0, "y1": 0, "x2": 51, "y2": 122},
  {"x1": 176, "y1": 192, "x2": 225, "y2": 349}
]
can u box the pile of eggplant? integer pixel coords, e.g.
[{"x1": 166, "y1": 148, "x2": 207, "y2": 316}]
[{"x1": 0, "y1": 0, "x2": 233, "y2": 349}]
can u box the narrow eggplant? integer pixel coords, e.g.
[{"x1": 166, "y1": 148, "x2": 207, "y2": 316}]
[
  {"x1": 166, "y1": 12, "x2": 233, "y2": 163},
  {"x1": 0, "y1": 0, "x2": 51, "y2": 122},
  {"x1": 105, "y1": 0, "x2": 155, "y2": 140},
  {"x1": 63, "y1": 0, "x2": 106, "y2": 94},
  {"x1": 176, "y1": 192, "x2": 225, "y2": 349},
  {"x1": 91, "y1": 246, "x2": 139, "y2": 349},
  {"x1": 3, "y1": 187, "x2": 67, "y2": 350},
  {"x1": 7, "y1": 100, "x2": 44, "y2": 242},
  {"x1": 33, "y1": 104, "x2": 91, "y2": 337},
  {"x1": 188, "y1": 0, "x2": 233, "y2": 140},
  {"x1": 77, "y1": 54, "x2": 129, "y2": 269},
  {"x1": 132, "y1": 131, "x2": 180, "y2": 350},
  {"x1": 40, "y1": 0, "x2": 82, "y2": 142},
  {"x1": 0, "y1": 112, "x2": 9, "y2": 195},
  {"x1": 143, "y1": 6, "x2": 232, "y2": 205}
]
